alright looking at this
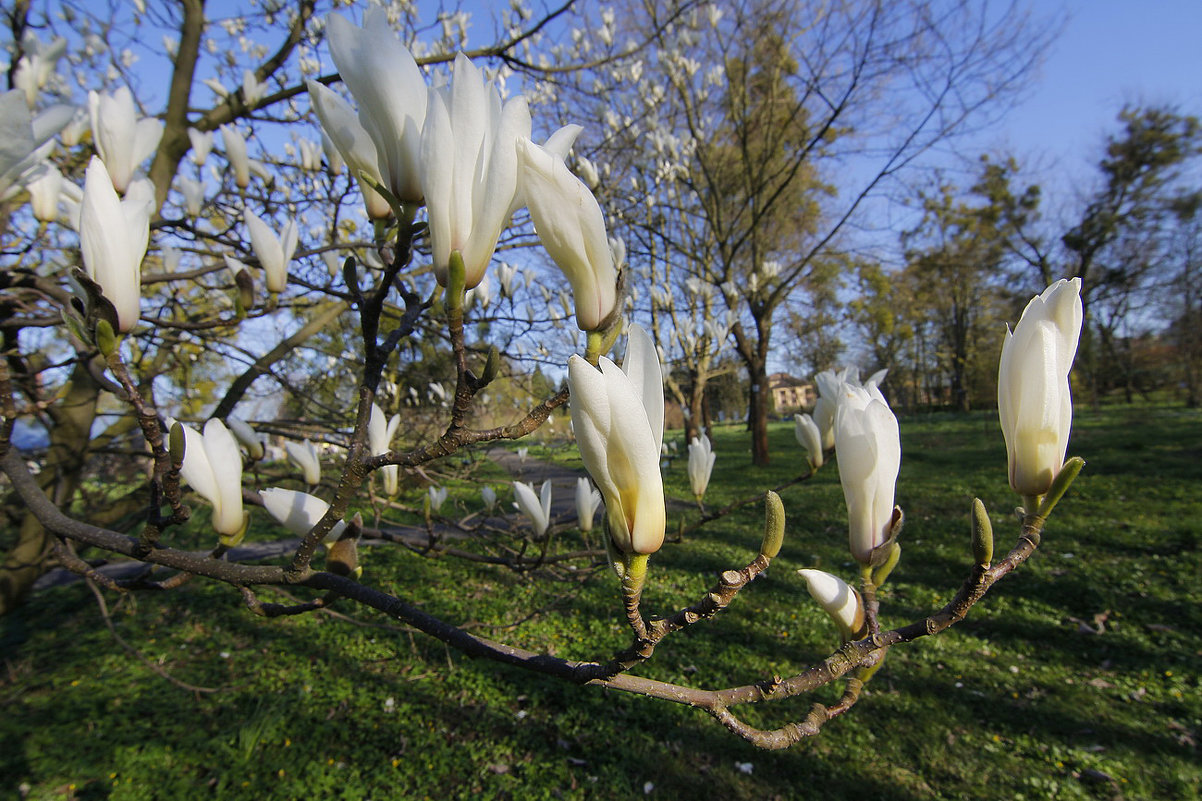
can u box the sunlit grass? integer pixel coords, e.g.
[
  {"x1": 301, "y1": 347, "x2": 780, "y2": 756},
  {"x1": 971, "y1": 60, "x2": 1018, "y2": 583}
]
[{"x1": 2, "y1": 404, "x2": 1199, "y2": 800}]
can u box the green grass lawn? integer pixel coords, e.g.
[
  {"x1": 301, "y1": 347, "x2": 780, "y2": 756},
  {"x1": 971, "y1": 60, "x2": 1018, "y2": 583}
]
[{"x1": 2, "y1": 405, "x2": 1200, "y2": 800}]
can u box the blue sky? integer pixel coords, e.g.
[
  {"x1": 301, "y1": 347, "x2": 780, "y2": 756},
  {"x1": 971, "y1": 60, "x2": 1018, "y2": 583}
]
[{"x1": 976, "y1": 0, "x2": 1202, "y2": 183}]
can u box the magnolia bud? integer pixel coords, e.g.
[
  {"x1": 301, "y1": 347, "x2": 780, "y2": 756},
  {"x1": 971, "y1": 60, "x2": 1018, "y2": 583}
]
[
  {"x1": 168, "y1": 422, "x2": 186, "y2": 468},
  {"x1": 971, "y1": 498, "x2": 993, "y2": 567},
  {"x1": 95, "y1": 318, "x2": 117, "y2": 357},
  {"x1": 760, "y1": 491, "x2": 785, "y2": 558}
]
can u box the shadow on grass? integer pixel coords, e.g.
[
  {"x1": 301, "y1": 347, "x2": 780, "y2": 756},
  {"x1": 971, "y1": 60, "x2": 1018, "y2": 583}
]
[{"x1": 4, "y1": 405, "x2": 1201, "y2": 800}]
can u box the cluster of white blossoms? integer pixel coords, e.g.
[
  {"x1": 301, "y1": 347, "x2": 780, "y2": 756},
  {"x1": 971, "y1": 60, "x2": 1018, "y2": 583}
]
[
  {"x1": 310, "y1": 9, "x2": 621, "y2": 332},
  {"x1": 797, "y1": 278, "x2": 1083, "y2": 638},
  {"x1": 3, "y1": 10, "x2": 1084, "y2": 634}
]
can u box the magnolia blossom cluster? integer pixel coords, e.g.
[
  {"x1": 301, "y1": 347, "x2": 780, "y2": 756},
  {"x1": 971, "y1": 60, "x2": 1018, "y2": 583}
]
[
  {"x1": 9, "y1": 11, "x2": 1088, "y2": 659},
  {"x1": 311, "y1": 9, "x2": 621, "y2": 331},
  {"x1": 792, "y1": 279, "x2": 1082, "y2": 640}
]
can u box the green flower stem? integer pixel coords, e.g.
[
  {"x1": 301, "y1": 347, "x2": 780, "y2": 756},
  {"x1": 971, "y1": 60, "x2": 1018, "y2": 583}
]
[
  {"x1": 584, "y1": 330, "x2": 605, "y2": 365},
  {"x1": 622, "y1": 553, "x2": 650, "y2": 641},
  {"x1": 859, "y1": 564, "x2": 880, "y2": 638},
  {"x1": 445, "y1": 250, "x2": 467, "y2": 313}
]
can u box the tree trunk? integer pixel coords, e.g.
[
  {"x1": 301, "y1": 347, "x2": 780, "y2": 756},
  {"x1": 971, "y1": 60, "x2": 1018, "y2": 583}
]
[
  {"x1": 686, "y1": 383, "x2": 705, "y2": 443},
  {"x1": 0, "y1": 361, "x2": 100, "y2": 614},
  {"x1": 749, "y1": 362, "x2": 770, "y2": 466}
]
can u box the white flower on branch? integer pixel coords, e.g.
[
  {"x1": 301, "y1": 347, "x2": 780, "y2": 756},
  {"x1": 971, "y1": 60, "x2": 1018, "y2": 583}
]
[
  {"x1": 568, "y1": 324, "x2": 665, "y2": 555},
  {"x1": 575, "y1": 477, "x2": 601, "y2": 532},
  {"x1": 687, "y1": 434, "x2": 715, "y2": 501},
  {"x1": 88, "y1": 87, "x2": 162, "y2": 194},
  {"x1": 241, "y1": 69, "x2": 266, "y2": 108},
  {"x1": 369, "y1": 402, "x2": 401, "y2": 496},
  {"x1": 227, "y1": 416, "x2": 265, "y2": 461},
  {"x1": 244, "y1": 209, "x2": 298, "y2": 294},
  {"x1": 811, "y1": 368, "x2": 844, "y2": 451},
  {"x1": 176, "y1": 176, "x2": 205, "y2": 217},
  {"x1": 260, "y1": 487, "x2": 345, "y2": 542},
  {"x1": 297, "y1": 138, "x2": 322, "y2": 171},
  {"x1": 177, "y1": 419, "x2": 245, "y2": 538},
  {"x1": 428, "y1": 485, "x2": 448, "y2": 513},
  {"x1": 326, "y1": 9, "x2": 428, "y2": 205},
  {"x1": 834, "y1": 383, "x2": 900, "y2": 565},
  {"x1": 998, "y1": 278, "x2": 1083, "y2": 497},
  {"x1": 188, "y1": 128, "x2": 213, "y2": 166},
  {"x1": 285, "y1": 439, "x2": 321, "y2": 487},
  {"x1": 519, "y1": 138, "x2": 618, "y2": 331},
  {"x1": 13, "y1": 32, "x2": 67, "y2": 108},
  {"x1": 798, "y1": 569, "x2": 865, "y2": 642},
  {"x1": 421, "y1": 53, "x2": 580, "y2": 289},
  {"x1": 307, "y1": 79, "x2": 391, "y2": 219},
  {"x1": 79, "y1": 157, "x2": 151, "y2": 333},
  {"x1": 26, "y1": 165, "x2": 63, "y2": 223},
  {"x1": 219, "y1": 124, "x2": 250, "y2": 189},
  {"x1": 794, "y1": 413, "x2": 823, "y2": 471},
  {"x1": 513, "y1": 480, "x2": 552, "y2": 537}
]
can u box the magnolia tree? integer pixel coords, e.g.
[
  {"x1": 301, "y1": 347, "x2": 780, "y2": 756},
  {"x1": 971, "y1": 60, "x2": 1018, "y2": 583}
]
[{"x1": 1, "y1": 1, "x2": 1086, "y2": 749}]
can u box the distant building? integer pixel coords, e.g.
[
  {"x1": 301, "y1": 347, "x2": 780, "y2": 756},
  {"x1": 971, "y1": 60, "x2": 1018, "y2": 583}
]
[{"x1": 768, "y1": 372, "x2": 814, "y2": 412}]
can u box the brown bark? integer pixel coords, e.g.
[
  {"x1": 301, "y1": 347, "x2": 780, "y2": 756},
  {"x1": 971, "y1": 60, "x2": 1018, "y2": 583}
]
[{"x1": 0, "y1": 360, "x2": 101, "y2": 613}]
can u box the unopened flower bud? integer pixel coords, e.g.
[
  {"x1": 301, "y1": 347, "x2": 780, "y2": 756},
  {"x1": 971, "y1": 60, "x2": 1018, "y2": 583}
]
[{"x1": 971, "y1": 498, "x2": 993, "y2": 567}]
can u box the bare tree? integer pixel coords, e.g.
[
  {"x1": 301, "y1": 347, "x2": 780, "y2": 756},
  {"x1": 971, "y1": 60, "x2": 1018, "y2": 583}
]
[{"x1": 576, "y1": 0, "x2": 1055, "y2": 463}]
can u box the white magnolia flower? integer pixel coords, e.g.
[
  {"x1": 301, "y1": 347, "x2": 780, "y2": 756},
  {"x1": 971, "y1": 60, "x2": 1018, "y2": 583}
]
[
  {"x1": 226, "y1": 416, "x2": 265, "y2": 460},
  {"x1": 368, "y1": 402, "x2": 401, "y2": 496},
  {"x1": 26, "y1": 165, "x2": 63, "y2": 222},
  {"x1": 244, "y1": 209, "x2": 298, "y2": 293},
  {"x1": 297, "y1": 138, "x2": 322, "y2": 171},
  {"x1": 79, "y1": 157, "x2": 151, "y2": 332},
  {"x1": 834, "y1": 383, "x2": 901, "y2": 565},
  {"x1": 794, "y1": 413, "x2": 823, "y2": 470},
  {"x1": 811, "y1": 368, "x2": 845, "y2": 451},
  {"x1": 567, "y1": 324, "x2": 665, "y2": 554},
  {"x1": 188, "y1": 127, "x2": 214, "y2": 165},
  {"x1": 176, "y1": 176, "x2": 205, "y2": 217},
  {"x1": 285, "y1": 439, "x2": 321, "y2": 486},
  {"x1": 420, "y1": 54, "x2": 529, "y2": 289},
  {"x1": 59, "y1": 106, "x2": 91, "y2": 147},
  {"x1": 798, "y1": 569, "x2": 865, "y2": 641},
  {"x1": 260, "y1": 487, "x2": 346, "y2": 542},
  {"x1": 177, "y1": 419, "x2": 244, "y2": 537},
  {"x1": 88, "y1": 87, "x2": 163, "y2": 194},
  {"x1": 12, "y1": 32, "x2": 67, "y2": 108},
  {"x1": 519, "y1": 138, "x2": 618, "y2": 331},
  {"x1": 241, "y1": 69, "x2": 266, "y2": 108},
  {"x1": 513, "y1": 480, "x2": 553, "y2": 537},
  {"x1": 465, "y1": 271, "x2": 492, "y2": 309},
  {"x1": 575, "y1": 477, "x2": 601, "y2": 532},
  {"x1": 306, "y1": 79, "x2": 391, "y2": 219},
  {"x1": 220, "y1": 124, "x2": 250, "y2": 188},
  {"x1": 998, "y1": 278, "x2": 1083, "y2": 497},
  {"x1": 686, "y1": 435, "x2": 716, "y2": 500},
  {"x1": 326, "y1": 8, "x2": 427, "y2": 204},
  {"x1": 481, "y1": 485, "x2": 498, "y2": 512},
  {"x1": 428, "y1": 485, "x2": 448, "y2": 513}
]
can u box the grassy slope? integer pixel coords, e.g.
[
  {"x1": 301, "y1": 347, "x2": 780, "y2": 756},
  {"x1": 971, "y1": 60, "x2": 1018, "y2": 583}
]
[{"x1": 2, "y1": 405, "x2": 1199, "y2": 801}]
